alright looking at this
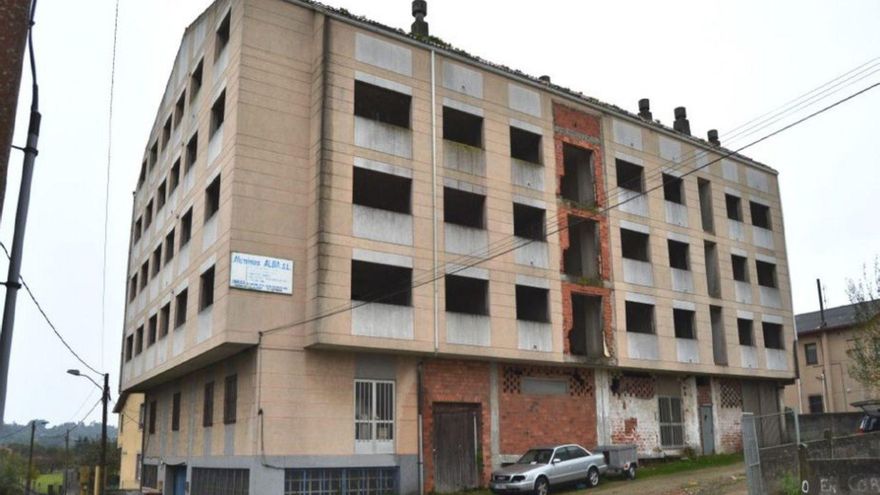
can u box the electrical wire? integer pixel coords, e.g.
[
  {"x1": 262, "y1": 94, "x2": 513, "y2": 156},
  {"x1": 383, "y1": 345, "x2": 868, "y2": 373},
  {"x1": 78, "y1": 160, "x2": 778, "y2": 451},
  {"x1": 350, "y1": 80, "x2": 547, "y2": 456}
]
[
  {"x1": 0, "y1": 242, "x2": 103, "y2": 375},
  {"x1": 0, "y1": 422, "x2": 32, "y2": 442},
  {"x1": 43, "y1": 398, "x2": 102, "y2": 439},
  {"x1": 100, "y1": 0, "x2": 121, "y2": 371},
  {"x1": 254, "y1": 81, "x2": 880, "y2": 337}
]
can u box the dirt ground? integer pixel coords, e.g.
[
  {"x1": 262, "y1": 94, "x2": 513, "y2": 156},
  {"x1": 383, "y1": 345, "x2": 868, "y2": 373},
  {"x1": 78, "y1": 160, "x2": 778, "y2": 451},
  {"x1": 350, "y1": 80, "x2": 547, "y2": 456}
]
[{"x1": 582, "y1": 462, "x2": 748, "y2": 495}]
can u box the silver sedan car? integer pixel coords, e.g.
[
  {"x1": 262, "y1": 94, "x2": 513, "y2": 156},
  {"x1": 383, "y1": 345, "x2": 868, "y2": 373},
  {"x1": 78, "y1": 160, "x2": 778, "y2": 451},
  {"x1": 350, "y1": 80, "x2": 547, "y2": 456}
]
[{"x1": 489, "y1": 444, "x2": 607, "y2": 494}]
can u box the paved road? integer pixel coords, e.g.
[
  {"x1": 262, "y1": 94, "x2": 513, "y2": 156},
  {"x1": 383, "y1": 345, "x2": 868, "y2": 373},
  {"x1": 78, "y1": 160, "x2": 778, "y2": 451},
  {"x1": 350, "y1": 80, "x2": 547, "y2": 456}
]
[{"x1": 582, "y1": 462, "x2": 747, "y2": 495}]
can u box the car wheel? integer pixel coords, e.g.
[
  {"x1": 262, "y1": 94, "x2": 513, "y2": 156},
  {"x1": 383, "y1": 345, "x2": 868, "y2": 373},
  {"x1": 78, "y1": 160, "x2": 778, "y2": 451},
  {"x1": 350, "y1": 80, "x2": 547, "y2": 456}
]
[
  {"x1": 534, "y1": 476, "x2": 549, "y2": 495},
  {"x1": 626, "y1": 464, "x2": 636, "y2": 480},
  {"x1": 585, "y1": 467, "x2": 599, "y2": 488}
]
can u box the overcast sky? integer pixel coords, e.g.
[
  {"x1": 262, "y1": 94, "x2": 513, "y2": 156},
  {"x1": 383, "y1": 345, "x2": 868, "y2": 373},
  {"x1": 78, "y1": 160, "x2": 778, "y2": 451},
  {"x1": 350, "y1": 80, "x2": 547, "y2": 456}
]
[{"x1": 3, "y1": 0, "x2": 879, "y2": 425}]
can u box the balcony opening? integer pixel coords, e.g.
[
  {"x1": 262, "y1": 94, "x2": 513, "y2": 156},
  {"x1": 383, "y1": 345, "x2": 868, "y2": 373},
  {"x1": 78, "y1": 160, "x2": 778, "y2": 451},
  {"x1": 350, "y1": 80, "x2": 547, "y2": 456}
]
[
  {"x1": 215, "y1": 9, "x2": 230, "y2": 58},
  {"x1": 125, "y1": 335, "x2": 133, "y2": 362},
  {"x1": 621, "y1": 229, "x2": 649, "y2": 262},
  {"x1": 191, "y1": 59, "x2": 203, "y2": 97},
  {"x1": 515, "y1": 285, "x2": 549, "y2": 323},
  {"x1": 513, "y1": 203, "x2": 545, "y2": 241},
  {"x1": 750, "y1": 201, "x2": 772, "y2": 229},
  {"x1": 199, "y1": 266, "x2": 215, "y2": 311},
  {"x1": 569, "y1": 294, "x2": 603, "y2": 358},
  {"x1": 756, "y1": 260, "x2": 777, "y2": 288},
  {"x1": 445, "y1": 275, "x2": 488, "y2": 315},
  {"x1": 561, "y1": 143, "x2": 595, "y2": 206},
  {"x1": 616, "y1": 159, "x2": 644, "y2": 192},
  {"x1": 157, "y1": 180, "x2": 167, "y2": 211},
  {"x1": 174, "y1": 92, "x2": 185, "y2": 129},
  {"x1": 353, "y1": 167, "x2": 411, "y2": 214},
  {"x1": 186, "y1": 132, "x2": 198, "y2": 173},
  {"x1": 175, "y1": 289, "x2": 188, "y2": 328},
  {"x1": 704, "y1": 241, "x2": 721, "y2": 298},
  {"x1": 169, "y1": 159, "x2": 180, "y2": 192},
  {"x1": 147, "y1": 314, "x2": 157, "y2": 346},
  {"x1": 763, "y1": 322, "x2": 783, "y2": 349},
  {"x1": 133, "y1": 217, "x2": 142, "y2": 243},
  {"x1": 563, "y1": 216, "x2": 599, "y2": 280},
  {"x1": 667, "y1": 239, "x2": 689, "y2": 270},
  {"x1": 725, "y1": 194, "x2": 742, "y2": 221},
  {"x1": 351, "y1": 260, "x2": 412, "y2": 306},
  {"x1": 139, "y1": 262, "x2": 148, "y2": 289},
  {"x1": 698, "y1": 178, "x2": 714, "y2": 232},
  {"x1": 129, "y1": 275, "x2": 137, "y2": 302},
  {"x1": 151, "y1": 245, "x2": 162, "y2": 278},
  {"x1": 510, "y1": 126, "x2": 541, "y2": 164},
  {"x1": 738, "y1": 318, "x2": 754, "y2": 346},
  {"x1": 354, "y1": 81, "x2": 411, "y2": 129},
  {"x1": 205, "y1": 174, "x2": 221, "y2": 222},
  {"x1": 162, "y1": 116, "x2": 172, "y2": 152},
  {"x1": 710, "y1": 305, "x2": 727, "y2": 365},
  {"x1": 625, "y1": 301, "x2": 654, "y2": 334},
  {"x1": 135, "y1": 326, "x2": 143, "y2": 355},
  {"x1": 663, "y1": 174, "x2": 684, "y2": 204},
  {"x1": 442, "y1": 188, "x2": 484, "y2": 229},
  {"x1": 210, "y1": 90, "x2": 226, "y2": 137},
  {"x1": 138, "y1": 160, "x2": 146, "y2": 189},
  {"x1": 443, "y1": 107, "x2": 482, "y2": 148},
  {"x1": 149, "y1": 142, "x2": 158, "y2": 171},
  {"x1": 165, "y1": 230, "x2": 175, "y2": 264},
  {"x1": 732, "y1": 255, "x2": 749, "y2": 282},
  {"x1": 159, "y1": 303, "x2": 170, "y2": 339},
  {"x1": 673, "y1": 308, "x2": 696, "y2": 339},
  {"x1": 144, "y1": 199, "x2": 153, "y2": 228},
  {"x1": 180, "y1": 208, "x2": 193, "y2": 247}
]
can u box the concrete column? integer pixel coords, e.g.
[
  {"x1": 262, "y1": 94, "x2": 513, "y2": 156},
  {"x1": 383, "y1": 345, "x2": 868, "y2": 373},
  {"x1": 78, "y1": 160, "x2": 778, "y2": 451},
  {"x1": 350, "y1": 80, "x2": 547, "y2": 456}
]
[{"x1": 489, "y1": 362, "x2": 500, "y2": 468}]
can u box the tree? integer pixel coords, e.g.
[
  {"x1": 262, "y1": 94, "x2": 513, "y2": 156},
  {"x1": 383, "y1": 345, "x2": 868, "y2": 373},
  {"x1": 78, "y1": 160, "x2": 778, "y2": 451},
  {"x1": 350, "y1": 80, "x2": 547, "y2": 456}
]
[
  {"x1": 0, "y1": 449, "x2": 26, "y2": 495},
  {"x1": 845, "y1": 257, "x2": 880, "y2": 393}
]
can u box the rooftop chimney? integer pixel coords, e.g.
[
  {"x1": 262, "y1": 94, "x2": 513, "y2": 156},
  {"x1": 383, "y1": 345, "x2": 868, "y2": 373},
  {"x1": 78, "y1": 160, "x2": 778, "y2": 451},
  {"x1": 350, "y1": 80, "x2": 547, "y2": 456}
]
[
  {"x1": 538, "y1": 75, "x2": 551, "y2": 84},
  {"x1": 673, "y1": 107, "x2": 691, "y2": 135},
  {"x1": 411, "y1": 0, "x2": 428, "y2": 36},
  {"x1": 638, "y1": 98, "x2": 652, "y2": 120},
  {"x1": 707, "y1": 129, "x2": 720, "y2": 146}
]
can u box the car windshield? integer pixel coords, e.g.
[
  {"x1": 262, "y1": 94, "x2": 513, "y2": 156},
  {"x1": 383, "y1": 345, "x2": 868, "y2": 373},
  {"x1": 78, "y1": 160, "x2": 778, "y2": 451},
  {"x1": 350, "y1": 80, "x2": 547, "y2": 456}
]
[{"x1": 517, "y1": 449, "x2": 554, "y2": 464}]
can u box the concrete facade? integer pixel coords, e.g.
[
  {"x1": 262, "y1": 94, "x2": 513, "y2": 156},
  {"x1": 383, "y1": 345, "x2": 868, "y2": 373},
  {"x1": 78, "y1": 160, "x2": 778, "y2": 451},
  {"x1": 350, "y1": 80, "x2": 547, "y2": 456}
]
[
  {"x1": 116, "y1": 392, "x2": 145, "y2": 491},
  {"x1": 119, "y1": 1, "x2": 796, "y2": 493}
]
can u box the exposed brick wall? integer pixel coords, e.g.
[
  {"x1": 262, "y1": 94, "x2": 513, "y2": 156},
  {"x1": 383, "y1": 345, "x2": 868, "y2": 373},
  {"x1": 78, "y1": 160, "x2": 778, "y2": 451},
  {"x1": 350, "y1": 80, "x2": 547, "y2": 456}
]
[
  {"x1": 715, "y1": 378, "x2": 744, "y2": 453},
  {"x1": 421, "y1": 359, "x2": 492, "y2": 492},
  {"x1": 560, "y1": 282, "x2": 613, "y2": 356},
  {"x1": 697, "y1": 383, "x2": 713, "y2": 406},
  {"x1": 499, "y1": 365, "x2": 596, "y2": 454}
]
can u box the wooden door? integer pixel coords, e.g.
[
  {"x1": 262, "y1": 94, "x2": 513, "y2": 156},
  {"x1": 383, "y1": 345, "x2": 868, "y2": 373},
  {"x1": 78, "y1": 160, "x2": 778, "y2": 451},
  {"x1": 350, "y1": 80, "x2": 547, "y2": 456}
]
[{"x1": 433, "y1": 404, "x2": 480, "y2": 493}]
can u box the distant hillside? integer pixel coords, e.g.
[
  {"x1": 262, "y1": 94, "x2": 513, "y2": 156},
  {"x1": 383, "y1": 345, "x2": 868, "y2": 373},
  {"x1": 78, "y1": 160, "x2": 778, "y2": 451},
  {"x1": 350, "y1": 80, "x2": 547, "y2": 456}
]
[{"x1": 0, "y1": 421, "x2": 117, "y2": 447}]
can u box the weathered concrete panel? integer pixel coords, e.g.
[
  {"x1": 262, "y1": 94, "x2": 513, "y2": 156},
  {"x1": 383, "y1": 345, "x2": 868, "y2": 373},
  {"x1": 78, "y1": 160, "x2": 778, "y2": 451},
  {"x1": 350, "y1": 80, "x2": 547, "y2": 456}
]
[
  {"x1": 444, "y1": 223, "x2": 488, "y2": 257},
  {"x1": 676, "y1": 338, "x2": 700, "y2": 364},
  {"x1": 665, "y1": 201, "x2": 689, "y2": 227},
  {"x1": 753, "y1": 226, "x2": 774, "y2": 249},
  {"x1": 446, "y1": 312, "x2": 491, "y2": 346},
  {"x1": 352, "y1": 248, "x2": 412, "y2": 268},
  {"x1": 735, "y1": 280, "x2": 753, "y2": 304},
  {"x1": 728, "y1": 219, "x2": 746, "y2": 242},
  {"x1": 202, "y1": 216, "x2": 218, "y2": 252},
  {"x1": 760, "y1": 286, "x2": 782, "y2": 309},
  {"x1": 442, "y1": 61, "x2": 482, "y2": 98},
  {"x1": 746, "y1": 168, "x2": 770, "y2": 192},
  {"x1": 722, "y1": 160, "x2": 739, "y2": 182},
  {"x1": 740, "y1": 345, "x2": 758, "y2": 369},
  {"x1": 353, "y1": 205, "x2": 413, "y2": 246},
  {"x1": 351, "y1": 303, "x2": 414, "y2": 340},
  {"x1": 627, "y1": 332, "x2": 659, "y2": 360},
  {"x1": 443, "y1": 140, "x2": 485, "y2": 176},
  {"x1": 508, "y1": 84, "x2": 541, "y2": 117},
  {"x1": 197, "y1": 306, "x2": 213, "y2": 344},
  {"x1": 671, "y1": 268, "x2": 694, "y2": 293},
  {"x1": 658, "y1": 136, "x2": 683, "y2": 164},
  {"x1": 517, "y1": 320, "x2": 551, "y2": 352},
  {"x1": 612, "y1": 119, "x2": 643, "y2": 150},
  {"x1": 765, "y1": 348, "x2": 787, "y2": 371},
  {"x1": 354, "y1": 116, "x2": 413, "y2": 158},
  {"x1": 511, "y1": 158, "x2": 544, "y2": 191},
  {"x1": 355, "y1": 32, "x2": 412, "y2": 76},
  {"x1": 619, "y1": 189, "x2": 649, "y2": 217},
  {"x1": 623, "y1": 259, "x2": 654, "y2": 286},
  {"x1": 513, "y1": 239, "x2": 548, "y2": 268}
]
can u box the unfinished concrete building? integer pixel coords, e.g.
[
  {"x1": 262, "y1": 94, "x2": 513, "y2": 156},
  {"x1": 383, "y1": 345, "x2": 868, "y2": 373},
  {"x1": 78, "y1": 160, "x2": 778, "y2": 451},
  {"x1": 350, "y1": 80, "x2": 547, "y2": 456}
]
[{"x1": 118, "y1": 1, "x2": 795, "y2": 493}]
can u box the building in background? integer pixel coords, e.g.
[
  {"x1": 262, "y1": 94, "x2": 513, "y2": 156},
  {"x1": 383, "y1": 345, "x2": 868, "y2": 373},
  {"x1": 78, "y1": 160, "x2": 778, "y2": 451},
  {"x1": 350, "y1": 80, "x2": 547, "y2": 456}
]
[
  {"x1": 114, "y1": 392, "x2": 144, "y2": 492},
  {"x1": 117, "y1": 0, "x2": 796, "y2": 493},
  {"x1": 785, "y1": 302, "x2": 877, "y2": 414}
]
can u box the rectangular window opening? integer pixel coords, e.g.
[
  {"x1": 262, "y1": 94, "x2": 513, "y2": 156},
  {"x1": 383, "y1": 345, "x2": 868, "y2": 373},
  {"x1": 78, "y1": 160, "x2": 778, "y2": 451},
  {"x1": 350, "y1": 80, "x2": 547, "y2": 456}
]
[
  {"x1": 561, "y1": 143, "x2": 595, "y2": 206},
  {"x1": 663, "y1": 174, "x2": 685, "y2": 204},
  {"x1": 737, "y1": 318, "x2": 754, "y2": 346},
  {"x1": 510, "y1": 126, "x2": 542, "y2": 164},
  {"x1": 620, "y1": 228, "x2": 650, "y2": 262},
  {"x1": 147, "y1": 314, "x2": 157, "y2": 346},
  {"x1": 513, "y1": 203, "x2": 545, "y2": 241},
  {"x1": 710, "y1": 305, "x2": 728, "y2": 365},
  {"x1": 133, "y1": 217, "x2": 142, "y2": 244},
  {"x1": 203, "y1": 381, "x2": 214, "y2": 427},
  {"x1": 157, "y1": 180, "x2": 167, "y2": 211},
  {"x1": 161, "y1": 116, "x2": 171, "y2": 152},
  {"x1": 725, "y1": 194, "x2": 743, "y2": 221},
  {"x1": 756, "y1": 260, "x2": 777, "y2": 288},
  {"x1": 125, "y1": 335, "x2": 133, "y2": 362},
  {"x1": 159, "y1": 303, "x2": 170, "y2": 339},
  {"x1": 191, "y1": 59, "x2": 203, "y2": 97},
  {"x1": 151, "y1": 245, "x2": 162, "y2": 278},
  {"x1": 215, "y1": 10, "x2": 231, "y2": 57},
  {"x1": 732, "y1": 255, "x2": 749, "y2": 282},
  {"x1": 353, "y1": 167, "x2": 411, "y2": 214},
  {"x1": 200, "y1": 266, "x2": 215, "y2": 311},
  {"x1": 224, "y1": 374, "x2": 237, "y2": 424},
  {"x1": 804, "y1": 342, "x2": 818, "y2": 365},
  {"x1": 443, "y1": 107, "x2": 482, "y2": 148},
  {"x1": 659, "y1": 397, "x2": 684, "y2": 447},
  {"x1": 350, "y1": 260, "x2": 412, "y2": 306},
  {"x1": 515, "y1": 285, "x2": 549, "y2": 323},
  {"x1": 354, "y1": 80, "x2": 411, "y2": 129},
  {"x1": 626, "y1": 301, "x2": 655, "y2": 334},
  {"x1": 673, "y1": 308, "x2": 696, "y2": 339},
  {"x1": 129, "y1": 274, "x2": 138, "y2": 302},
  {"x1": 667, "y1": 239, "x2": 689, "y2": 270},
  {"x1": 149, "y1": 142, "x2": 158, "y2": 171},
  {"x1": 808, "y1": 394, "x2": 824, "y2": 414},
  {"x1": 171, "y1": 392, "x2": 181, "y2": 431},
  {"x1": 563, "y1": 216, "x2": 599, "y2": 279},
  {"x1": 444, "y1": 187, "x2": 485, "y2": 228},
  {"x1": 704, "y1": 241, "x2": 721, "y2": 298},
  {"x1": 180, "y1": 208, "x2": 193, "y2": 248},
  {"x1": 174, "y1": 92, "x2": 185, "y2": 129},
  {"x1": 135, "y1": 326, "x2": 144, "y2": 355},
  {"x1": 445, "y1": 275, "x2": 488, "y2": 315},
  {"x1": 186, "y1": 133, "x2": 198, "y2": 173},
  {"x1": 169, "y1": 159, "x2": 180, "y2": 192},
  {"x1": 144, "y1": 200, "x2": 154, "y2": 229},
  {"x1": 750, "y1": 201, "x2": 772, "y2": 229},
  {"x1": 140, "y1": 262, "x2": 148, "y2": 289},
  {"x1": 698, "y1": 178, "x2": 714, "y2": 232},
  {"x1": 205, "y1": 175, "x2": 221, "y2": 222},
  {"x1": 616, "y1": 159, "x2": 644, "y2": 192},
  {"x1": 165, "y1": 229, "x2": 175, "y2": 265},
  {"x1": 210, "y1": 91, "x2": 226, "y2": 137},
  {"x1": 569, "y1": 294, "x2": 603, "y2": 358},
  {"x1": 148, "y1": 400, "x2": 157, "y2": 434},
  {"x1": 762, "y1": 322, "x2": 784, "y2": 349},
  {"x1": 175, "y1": 289, "x2": 188, "y2": 328}
]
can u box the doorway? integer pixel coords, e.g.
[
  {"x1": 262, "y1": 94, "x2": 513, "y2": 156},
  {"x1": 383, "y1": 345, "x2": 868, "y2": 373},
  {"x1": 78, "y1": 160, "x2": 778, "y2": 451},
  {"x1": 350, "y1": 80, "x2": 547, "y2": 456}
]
[
  {"x1": 699, "y1": 405, "x2": 715, "y2": 455},
  {"x1": 433, "y1": 403, "x2": 480, "y2": 493},
  {"x1": 167, "y1": 465, "x2": 187, "y2": 495}
]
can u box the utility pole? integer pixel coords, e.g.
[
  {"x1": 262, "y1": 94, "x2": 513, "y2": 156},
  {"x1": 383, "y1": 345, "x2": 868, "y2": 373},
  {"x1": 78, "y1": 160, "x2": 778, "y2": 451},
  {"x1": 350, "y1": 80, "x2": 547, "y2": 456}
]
[
  {"x1": 0, "y1": 0, "x2": 40, "y2": 424},
  {"x1": 100, "y1": 372, "x2": 108, "y2": 495},
  {"x1": 25, "y1": 420, "x2": 37, "y2": 494},
  {"x1": 64, "y1": 430, "x2": 69, "y2": 495}
]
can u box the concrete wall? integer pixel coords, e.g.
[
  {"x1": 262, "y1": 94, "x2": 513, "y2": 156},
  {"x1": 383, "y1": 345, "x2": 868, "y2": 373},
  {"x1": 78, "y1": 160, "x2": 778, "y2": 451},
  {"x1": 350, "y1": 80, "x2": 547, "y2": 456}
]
[{"x1": 117, "y1": 393, "x2": 145, "y2": 490}]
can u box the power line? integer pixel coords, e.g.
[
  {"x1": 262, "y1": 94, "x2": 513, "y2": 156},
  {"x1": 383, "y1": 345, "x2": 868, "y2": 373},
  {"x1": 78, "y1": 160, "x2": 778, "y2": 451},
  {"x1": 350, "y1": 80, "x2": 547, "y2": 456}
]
[
  {"x1": 0, "y1": 422, "x2": 32, "y2": 442},
  {"x1": 100, "y1": 0, "x2": 121, "y2": 371},
  {"x1": 257, "y1": 80, "x2": 880, "y2": 338},
  {"x1": 0, "y1": 242, "x2": 103, "y2": 375},
  {"x1": 44, "y1": 398, "x2": 102, "y2": 439}
]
